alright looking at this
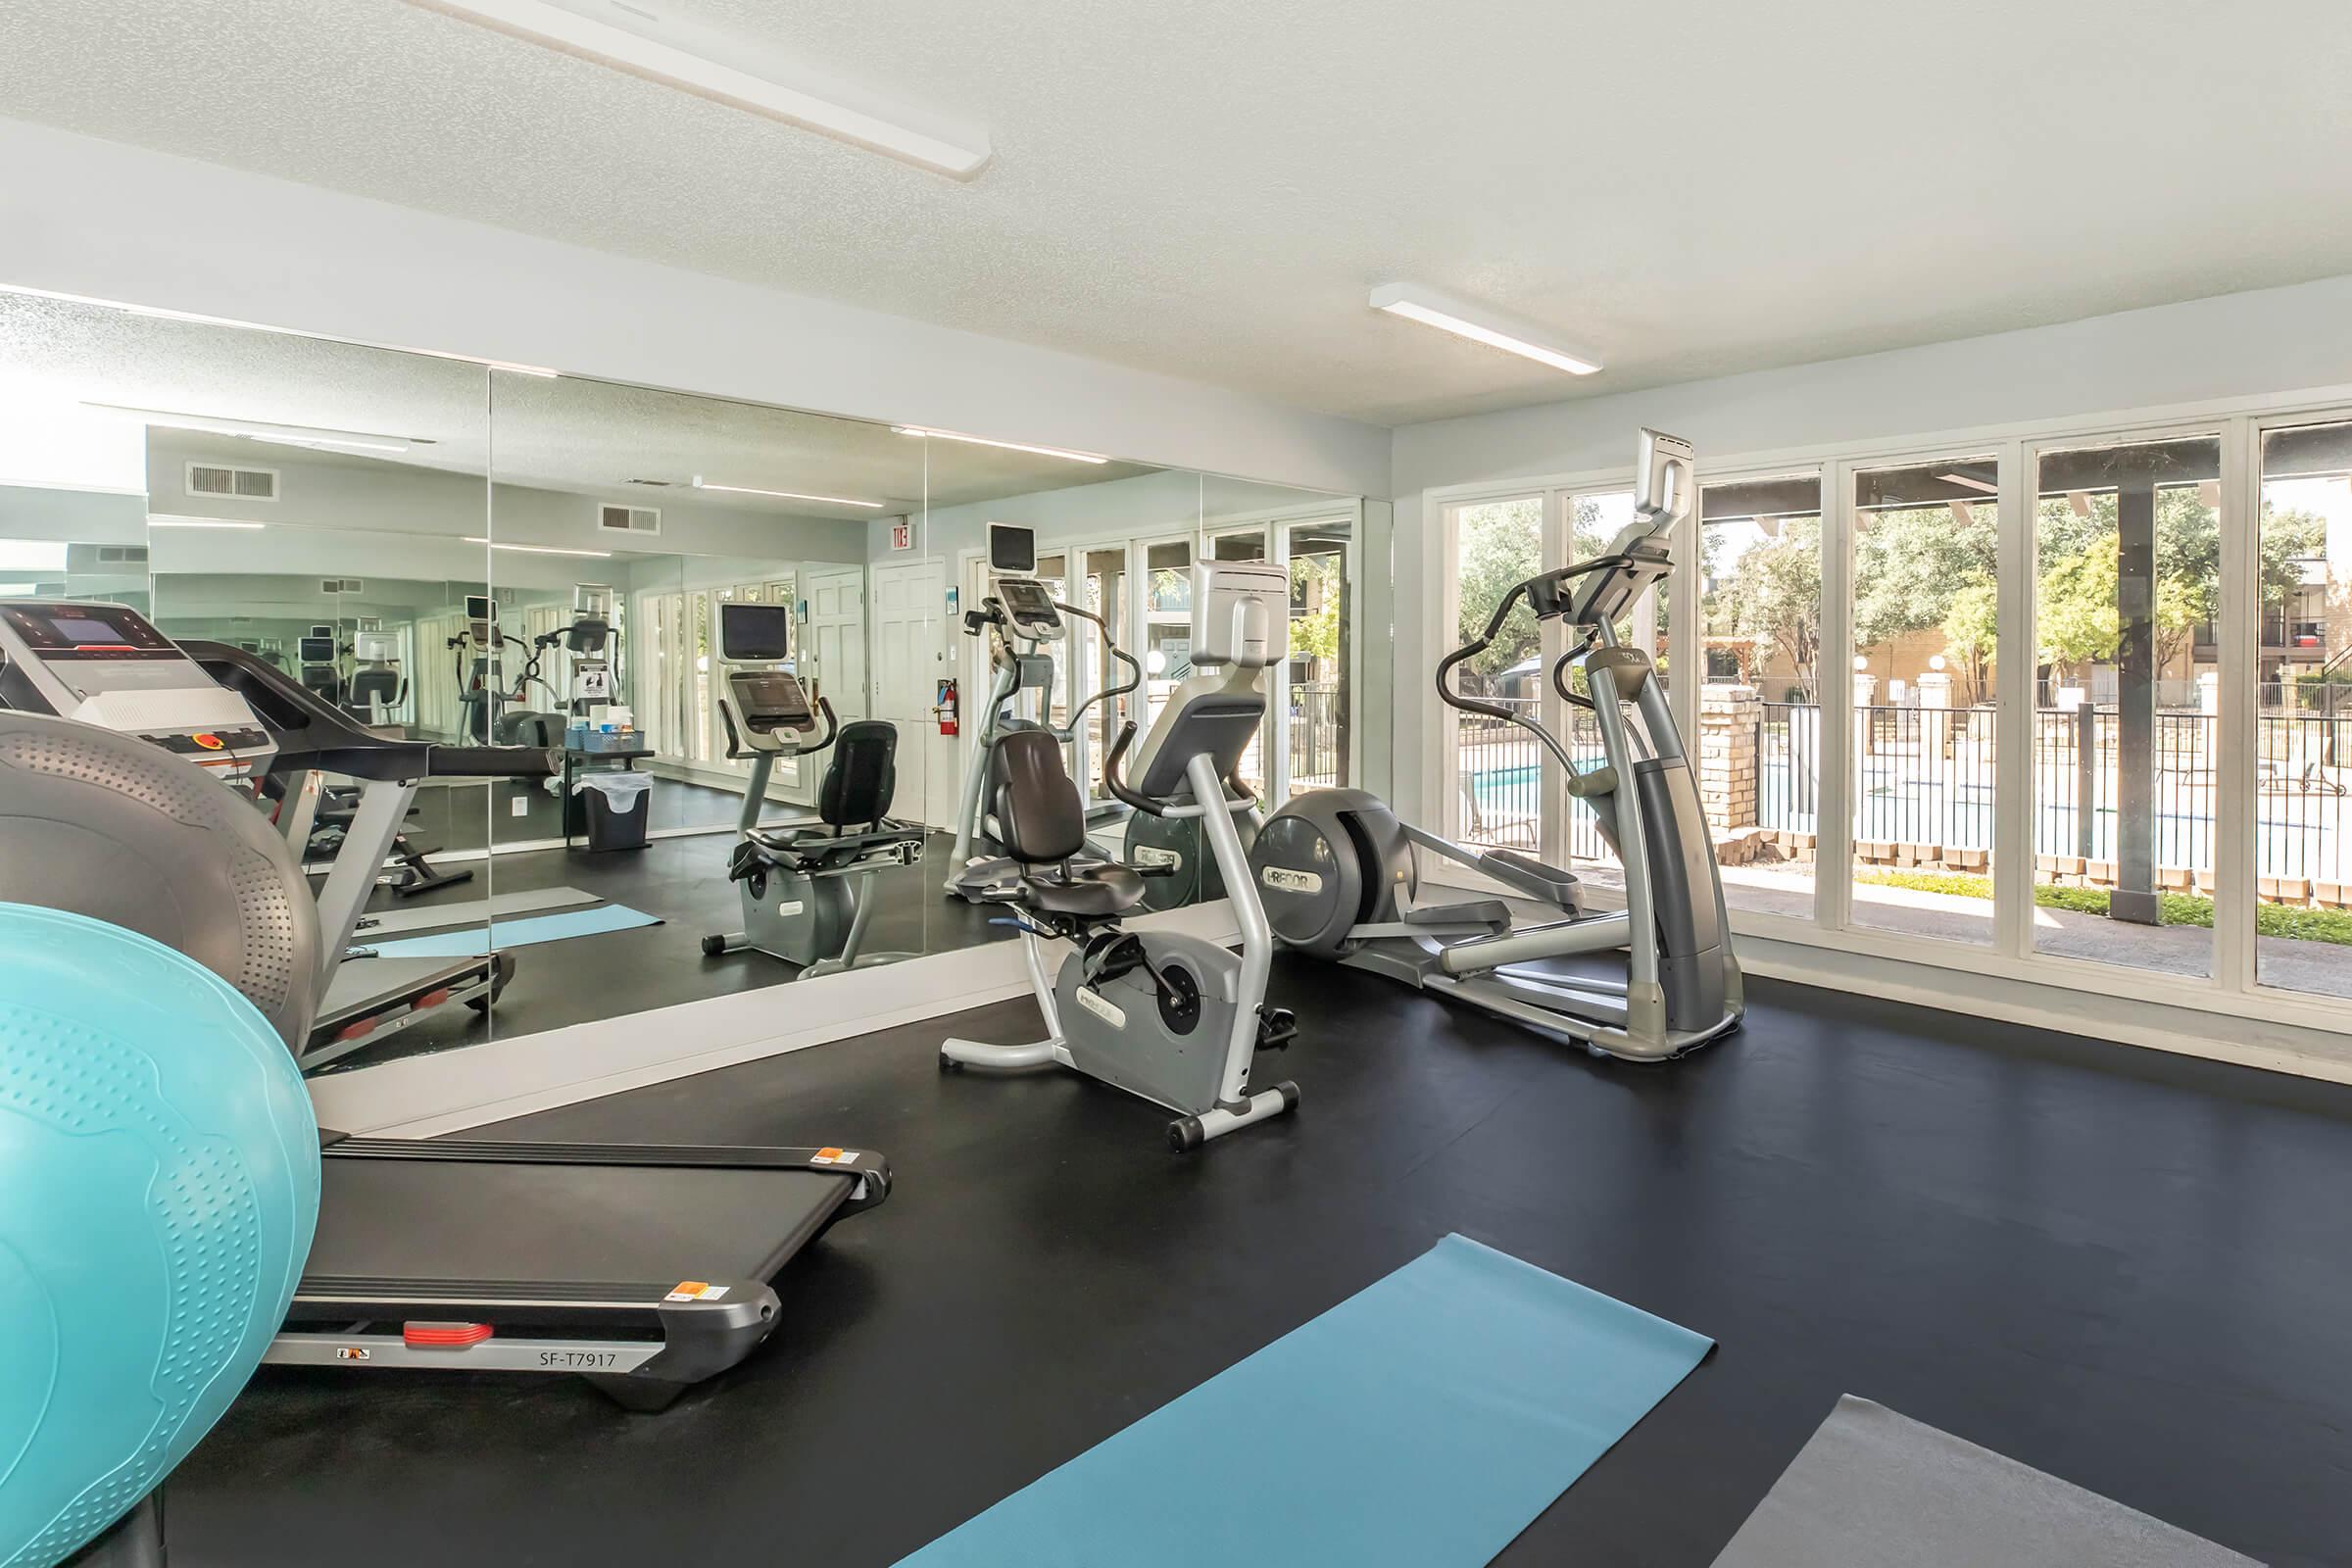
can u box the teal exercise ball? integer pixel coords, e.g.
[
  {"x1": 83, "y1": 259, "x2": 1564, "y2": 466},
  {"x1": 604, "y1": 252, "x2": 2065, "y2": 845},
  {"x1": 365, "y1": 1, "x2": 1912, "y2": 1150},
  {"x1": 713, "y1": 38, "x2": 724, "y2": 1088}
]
[{"x1": 0, "y1": 905, "x2": 320, "y2": 1568}]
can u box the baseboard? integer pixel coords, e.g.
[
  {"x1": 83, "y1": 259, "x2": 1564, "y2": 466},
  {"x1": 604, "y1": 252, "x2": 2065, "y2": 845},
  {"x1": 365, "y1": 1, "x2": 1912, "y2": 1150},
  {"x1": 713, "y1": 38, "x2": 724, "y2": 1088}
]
[
  {"x1": 1737, "y1": 935, "x2": 2352, "y2": 1087},
  {"x1": 312, "y1": 898, "x2": 1247, "y2": 1137}
]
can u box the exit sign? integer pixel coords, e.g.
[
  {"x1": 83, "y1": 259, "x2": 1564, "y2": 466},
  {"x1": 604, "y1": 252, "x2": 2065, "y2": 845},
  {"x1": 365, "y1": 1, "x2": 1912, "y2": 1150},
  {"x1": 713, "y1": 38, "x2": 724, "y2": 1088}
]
[{"x1": 890, "y1": 520, "x2": 913, "y2": 551}]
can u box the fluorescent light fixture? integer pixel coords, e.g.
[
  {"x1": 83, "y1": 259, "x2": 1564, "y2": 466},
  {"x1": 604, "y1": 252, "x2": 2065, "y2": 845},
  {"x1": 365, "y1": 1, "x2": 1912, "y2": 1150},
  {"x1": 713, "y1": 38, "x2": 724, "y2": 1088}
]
[
  {"x1": 408, "y1": 0, "x2": 992, "y2": 179},
  {"x1": 461, "y1": 538, "x2": 614, "y2": 558},
  {"x1": 1936, "y1": 471, "x2": 1999, "y2": 496},
  {"x1": 891, "y1": 426, "x2": 1107, "y2": 465},
  {"x1": 693, "y1": 475, "x2": 884, "y2": 509},
  {"x1": 1368, "y1": 283, "x2": 1602, "y2": 376},
  {"x1": 149, "y1": 514, "x2": 267, "y2": 530},
  {"x1": 85, "y1": 403, "x2": 416, "y2": 455}
]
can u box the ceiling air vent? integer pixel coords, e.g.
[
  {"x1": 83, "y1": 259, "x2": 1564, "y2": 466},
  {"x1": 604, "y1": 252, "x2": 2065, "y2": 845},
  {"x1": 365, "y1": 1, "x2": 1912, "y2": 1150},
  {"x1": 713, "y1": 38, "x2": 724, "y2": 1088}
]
[
  {"x1": 623, "y1": 478, "x2": 672, "y2": 488},
  {"x1": 599, "y1": 504, "x2": 661, "y2": 536},
  {"x1": 319, "y1": 577, "x2": 366, "y2": 594},
  {"x1": 187, "y1": 462, "x2": 278, "y2": 501},
  {"x1": 95, "y1": 546, "x2": 151, "y2": 565}
]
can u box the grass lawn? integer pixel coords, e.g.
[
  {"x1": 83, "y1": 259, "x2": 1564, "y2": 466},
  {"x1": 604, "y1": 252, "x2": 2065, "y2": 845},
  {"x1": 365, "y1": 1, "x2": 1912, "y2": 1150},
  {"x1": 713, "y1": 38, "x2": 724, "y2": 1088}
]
[{"x1": 1855, "y1": 868, "x2": 2352, "y2": 947}]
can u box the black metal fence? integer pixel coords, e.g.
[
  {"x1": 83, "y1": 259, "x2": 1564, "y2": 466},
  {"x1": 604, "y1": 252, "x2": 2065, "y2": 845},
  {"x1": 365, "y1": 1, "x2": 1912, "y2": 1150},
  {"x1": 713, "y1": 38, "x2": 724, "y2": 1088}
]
[
  {"x1": 1461, "y1": 697, "x2": 2351, "y2": 889},
  {"x1": 1288, "y1": 681, "x2": 1348, "y2": 794}
]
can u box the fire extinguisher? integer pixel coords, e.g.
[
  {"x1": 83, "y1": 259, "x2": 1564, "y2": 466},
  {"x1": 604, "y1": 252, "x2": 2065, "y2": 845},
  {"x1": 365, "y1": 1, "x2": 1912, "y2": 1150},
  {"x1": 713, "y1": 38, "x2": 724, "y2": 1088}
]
[{"x1": 935, "y1": 678, "x2": 959, "y2": 736}]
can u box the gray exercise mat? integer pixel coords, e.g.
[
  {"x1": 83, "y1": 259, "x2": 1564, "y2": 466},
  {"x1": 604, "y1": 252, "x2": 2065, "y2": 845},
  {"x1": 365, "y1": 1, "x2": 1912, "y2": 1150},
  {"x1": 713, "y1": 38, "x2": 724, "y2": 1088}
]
[
  {"x1": 1710, "y1": 1396, "x2": 2260, "y2": 1567},
  {"x1": 354, "y1": 885, "x2": 601, "y2": 936}
]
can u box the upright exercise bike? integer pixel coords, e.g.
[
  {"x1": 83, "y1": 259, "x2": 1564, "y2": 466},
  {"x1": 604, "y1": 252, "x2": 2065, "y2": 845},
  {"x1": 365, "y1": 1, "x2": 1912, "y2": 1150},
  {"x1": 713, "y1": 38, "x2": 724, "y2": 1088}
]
[
  {"x1": 942, "y1": 562, "x2": 1299, "y2": 1150},
  {"x1": 1250, "y1": 428, "x2": 1743, "y2": 1062},
  {"x1": 703, "y1": 601, "x2": 926, "y2": 978}
]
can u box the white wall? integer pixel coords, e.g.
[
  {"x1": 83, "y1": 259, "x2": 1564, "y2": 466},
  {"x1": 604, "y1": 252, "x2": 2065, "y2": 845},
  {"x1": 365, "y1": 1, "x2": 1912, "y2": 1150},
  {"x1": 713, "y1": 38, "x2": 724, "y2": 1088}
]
[
  {"x1": 148, "y1": 436, "x2": 868, "y2": 564},
  {"x1": 1387, "y1": 272, "x2": 2352, "y2": 823},
  {"x1": 0, "y1": 119, "x2": 1390, "y2": 502}
]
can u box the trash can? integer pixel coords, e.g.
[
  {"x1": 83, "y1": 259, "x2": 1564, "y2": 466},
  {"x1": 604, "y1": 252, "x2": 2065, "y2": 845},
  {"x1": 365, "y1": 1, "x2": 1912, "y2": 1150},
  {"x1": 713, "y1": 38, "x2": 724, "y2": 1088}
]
[{"x1": 575, "y1": 772, "x2": 652, "y2": 853}]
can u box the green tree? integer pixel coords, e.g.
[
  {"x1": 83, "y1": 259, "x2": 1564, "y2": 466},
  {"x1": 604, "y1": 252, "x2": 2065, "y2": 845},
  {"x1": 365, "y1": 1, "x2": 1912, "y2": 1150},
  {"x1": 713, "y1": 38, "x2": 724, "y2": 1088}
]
[
  {"x1": 1288, "y1": 552, "x2": 1342, "y2": 662},
  {"x1": 1454, "y1": 499, "x2": 1543, "y2": 685},
  {"x1": 2036, "y1": 545, "x2": 2120, "y2": 677},
  {"x1": 1853, "y1": 504, "x2": 1997, "y2": 651},
  {"x1": 1940, "y1": 580, "x2": 1998, "y2": 706},
  {"x1": 1715, "y1": 517, "x2": 1823, "y2": 698}
]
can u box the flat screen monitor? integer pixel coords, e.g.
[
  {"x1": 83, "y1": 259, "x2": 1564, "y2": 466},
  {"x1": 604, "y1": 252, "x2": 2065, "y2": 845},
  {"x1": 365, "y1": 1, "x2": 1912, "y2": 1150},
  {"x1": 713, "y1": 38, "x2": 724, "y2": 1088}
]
[
  {"x1": 298, "y1": 635, "x2": 336, "y2": 664},
  {"x1": 717, "y1": 601, "x2": 793, "y2": 663},
  {"x1": 988, "y1": 522, "x2": 1037, "y2": 575},
  {"x1": 465, "y1": 594, "x2": 494, "y2": 622},
  {"x1": 309, "y1": 623, "x2": 335, "y2": 639}
]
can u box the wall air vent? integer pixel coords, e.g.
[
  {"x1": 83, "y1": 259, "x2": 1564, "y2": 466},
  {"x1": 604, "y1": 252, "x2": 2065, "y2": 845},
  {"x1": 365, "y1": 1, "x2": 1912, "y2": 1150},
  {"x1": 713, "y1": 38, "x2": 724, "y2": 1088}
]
[
  {"x1": 599, "y1": 504, "x2": 662, "y2": 535},
  {"x1": 623, "y1": 478, "x2": 673, "y2": 487},
  {"x1": 95, "y1": 546, "x2": 151, "y2": 565},
  {"x1": 187, "y1": 462, "x2": 278, "y2": 501},
  {"x1": 319, "y1": 578, "x2": 366, "y2": 595}
]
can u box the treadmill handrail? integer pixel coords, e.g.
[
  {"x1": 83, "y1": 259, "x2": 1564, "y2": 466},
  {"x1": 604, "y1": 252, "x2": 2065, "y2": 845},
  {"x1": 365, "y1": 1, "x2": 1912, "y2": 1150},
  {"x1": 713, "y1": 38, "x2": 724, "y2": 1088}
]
[{"x1": 184, "y1": 639, "x2": 554, "y2": 780}]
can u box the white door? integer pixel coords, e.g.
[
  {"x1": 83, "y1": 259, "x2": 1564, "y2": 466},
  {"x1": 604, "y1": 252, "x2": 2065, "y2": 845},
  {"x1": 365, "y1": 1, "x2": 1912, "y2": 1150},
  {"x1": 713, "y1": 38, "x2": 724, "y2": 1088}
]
[
  {"x1": 804, "y1": 565, "x2": 869, "y2": 723},
  {"x1": 870, "y1": 559, "x2": 958, "y2": 826}
]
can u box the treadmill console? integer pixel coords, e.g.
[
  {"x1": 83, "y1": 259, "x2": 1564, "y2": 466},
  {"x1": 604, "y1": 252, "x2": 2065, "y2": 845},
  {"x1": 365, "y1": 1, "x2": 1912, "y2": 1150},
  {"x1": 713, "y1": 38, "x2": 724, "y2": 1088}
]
[
  {"x1": 726, "y1": 668, "x2": 818, "y2": 745},
  {"x1": 0, "y1": 600, "x2": 275, "y2": 780},
  {"x1": 991, "y1": 576, "x2": 1064, "y2": 642}
]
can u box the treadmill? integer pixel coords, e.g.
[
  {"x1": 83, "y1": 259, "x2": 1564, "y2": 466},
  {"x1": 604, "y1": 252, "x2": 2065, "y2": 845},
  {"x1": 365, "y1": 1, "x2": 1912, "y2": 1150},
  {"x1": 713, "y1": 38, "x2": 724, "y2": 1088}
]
[{"x1": 0, "y1": 600, "x2": 892, "y2": 1408}]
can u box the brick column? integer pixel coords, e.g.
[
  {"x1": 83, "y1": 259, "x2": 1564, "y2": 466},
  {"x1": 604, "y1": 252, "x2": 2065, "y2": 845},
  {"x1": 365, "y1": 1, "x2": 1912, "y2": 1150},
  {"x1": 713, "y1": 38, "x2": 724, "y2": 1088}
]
[{"x1": 1697, "y1": 684, "x2": 1760, "y2": 835}]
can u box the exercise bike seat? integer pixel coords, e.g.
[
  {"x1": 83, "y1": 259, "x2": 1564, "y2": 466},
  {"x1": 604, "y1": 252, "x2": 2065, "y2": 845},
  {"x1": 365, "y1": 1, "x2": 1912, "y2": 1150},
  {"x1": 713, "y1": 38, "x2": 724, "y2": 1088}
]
[
  {"x1": 990, "y1": 729, "x2": 1150, "y2": 922},
  {"x1": 1017, "y1": 864, "x2": 1148, "y2": 919}
]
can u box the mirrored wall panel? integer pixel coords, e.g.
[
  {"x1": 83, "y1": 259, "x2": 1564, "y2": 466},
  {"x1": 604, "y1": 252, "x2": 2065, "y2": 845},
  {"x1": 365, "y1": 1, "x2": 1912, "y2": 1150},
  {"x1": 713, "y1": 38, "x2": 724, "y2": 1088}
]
[{"x1": 0, "y1": 288, "x2": 1372, "y2": 1063}]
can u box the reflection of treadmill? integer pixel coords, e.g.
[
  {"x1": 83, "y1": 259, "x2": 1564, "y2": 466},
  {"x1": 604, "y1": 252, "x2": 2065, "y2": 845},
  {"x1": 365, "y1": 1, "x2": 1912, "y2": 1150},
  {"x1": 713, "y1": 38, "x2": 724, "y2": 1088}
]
[
  {"x1": 194, "y1": 641, "x2": 529, "y2": 1068},
  {"x1": 0, "y1": 600, "x2": 516, "y2": 1068},
  {"x1": 0, "y1": 599, "x2": 892, "y2": 1408}
]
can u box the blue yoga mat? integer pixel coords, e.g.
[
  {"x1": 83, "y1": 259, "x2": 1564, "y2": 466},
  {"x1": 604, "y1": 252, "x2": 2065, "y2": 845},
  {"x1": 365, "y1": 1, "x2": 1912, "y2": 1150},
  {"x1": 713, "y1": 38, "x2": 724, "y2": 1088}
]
[
  {"x1": 897, "y1": 1234, "x2": 1712, "y2": 1568},
  {"x1": 360, "y1": 904, "x2": 662, "y2": 958}
]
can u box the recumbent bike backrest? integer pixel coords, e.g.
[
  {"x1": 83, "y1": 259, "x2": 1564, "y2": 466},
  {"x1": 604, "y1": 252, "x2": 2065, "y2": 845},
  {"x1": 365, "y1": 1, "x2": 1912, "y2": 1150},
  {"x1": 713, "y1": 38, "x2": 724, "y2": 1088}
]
[
  {"x1": 988, "y1": 728, "x2": 1087, "y2": 866},
  {"x1": 818, "y1": 720, "x2": 900, "y2": 831}
]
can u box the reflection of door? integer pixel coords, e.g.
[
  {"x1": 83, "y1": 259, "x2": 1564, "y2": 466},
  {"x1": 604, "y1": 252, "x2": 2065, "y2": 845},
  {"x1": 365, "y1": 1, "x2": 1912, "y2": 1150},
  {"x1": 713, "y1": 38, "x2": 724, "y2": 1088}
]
[
  {"x1": 804, "y1": 565, "x2": 868, "y2": 720},
  {"x1": 870, "y1": 559, "x2": 956, "y2": 826}
]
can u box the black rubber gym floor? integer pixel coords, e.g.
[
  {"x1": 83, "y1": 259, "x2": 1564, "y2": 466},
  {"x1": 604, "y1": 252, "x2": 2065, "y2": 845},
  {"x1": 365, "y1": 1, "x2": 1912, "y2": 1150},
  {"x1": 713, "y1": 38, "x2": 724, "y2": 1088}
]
[{"x1": 175, "y1": 960, "x2": 2352, "y2": 1566}]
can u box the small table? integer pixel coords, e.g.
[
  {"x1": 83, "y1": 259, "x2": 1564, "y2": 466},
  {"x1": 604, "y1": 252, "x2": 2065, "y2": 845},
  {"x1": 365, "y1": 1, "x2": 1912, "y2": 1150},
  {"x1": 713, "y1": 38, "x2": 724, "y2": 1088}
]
[{"x1": 561, "y1": 745, "x2": 655, "y2": 848}]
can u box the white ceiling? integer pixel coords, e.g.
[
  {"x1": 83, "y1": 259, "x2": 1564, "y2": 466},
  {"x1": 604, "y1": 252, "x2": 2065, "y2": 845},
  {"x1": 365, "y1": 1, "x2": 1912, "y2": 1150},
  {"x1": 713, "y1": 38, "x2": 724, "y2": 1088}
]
[
  {"x1": 0, "y1": 291, "x2": 1158, "y2": 513},
  {"x1": 4, "y1": 2, "x2": 2351, "y2": 425}
]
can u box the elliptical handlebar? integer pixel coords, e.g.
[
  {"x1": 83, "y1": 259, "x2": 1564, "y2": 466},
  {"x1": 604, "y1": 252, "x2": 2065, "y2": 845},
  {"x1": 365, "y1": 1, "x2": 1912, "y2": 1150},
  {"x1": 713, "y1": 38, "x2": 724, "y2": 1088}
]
[
  {"x1": 1053, "y1": 599, "x2": 1143, "y2": 736},
  {"x1": 1102, "y1": 720, "x2": 1162, "y2": 817}
]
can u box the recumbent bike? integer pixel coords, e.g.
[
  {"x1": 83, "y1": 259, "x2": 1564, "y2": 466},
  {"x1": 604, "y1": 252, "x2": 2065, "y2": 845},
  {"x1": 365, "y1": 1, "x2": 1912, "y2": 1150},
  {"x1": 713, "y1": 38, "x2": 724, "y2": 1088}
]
[
  {"x1": 941, "y1": 561, "x2": 1299, "y2": 1150},
  {"x1": 703, "y1": 600, "x2": 926, "y2": 978}
]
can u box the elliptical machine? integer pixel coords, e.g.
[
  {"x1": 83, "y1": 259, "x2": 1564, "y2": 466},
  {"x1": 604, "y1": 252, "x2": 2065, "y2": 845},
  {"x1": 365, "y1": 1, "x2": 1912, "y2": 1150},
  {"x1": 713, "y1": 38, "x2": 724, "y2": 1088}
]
[
  {"x1": 1249, "y1": 428, "x2": 1743, "y2": 1063},
  {"x1": 703, "y1": 600, "x2": 926, "y2": 977},
  {"x1": 944, "y1": 525, "x2": 1142, "y2": 905},
  {"x1": 942, "y1": 562, "x2": 1299, "y2": 1151}
]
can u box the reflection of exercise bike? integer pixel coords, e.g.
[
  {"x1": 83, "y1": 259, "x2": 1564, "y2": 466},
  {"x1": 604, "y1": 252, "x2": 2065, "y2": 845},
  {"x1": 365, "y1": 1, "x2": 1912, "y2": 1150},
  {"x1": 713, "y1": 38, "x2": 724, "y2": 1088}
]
[
  {"x1": 946, "y1": 535, "x2": 1143, "y2": 905},
  {"x1": 941, "y1": 563, "x2": 1298, "y2": 1151},
  {"x1": 448, "y1": 594, "x2": 509, "y2": 743},
  {"x1": 1250, "y1": 428, "x2": 1743, "y2": 1064},
  {"x1": 702, "y1": 602, "x2": 926, "y2": 977}
]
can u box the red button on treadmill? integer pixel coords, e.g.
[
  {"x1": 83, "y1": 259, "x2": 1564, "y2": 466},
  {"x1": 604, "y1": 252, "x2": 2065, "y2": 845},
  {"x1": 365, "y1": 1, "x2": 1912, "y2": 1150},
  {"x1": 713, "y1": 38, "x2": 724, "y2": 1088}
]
[{"x1": 403, "y1": 1321, "x2": 495, "y2": 1348}]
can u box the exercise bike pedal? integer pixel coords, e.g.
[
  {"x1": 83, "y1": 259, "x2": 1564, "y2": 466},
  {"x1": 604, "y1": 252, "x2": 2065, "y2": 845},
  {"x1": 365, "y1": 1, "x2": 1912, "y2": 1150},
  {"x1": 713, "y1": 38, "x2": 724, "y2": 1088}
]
[{"x1": 1253, "y1": 1005, "x2": 1298, "y2": 1052}]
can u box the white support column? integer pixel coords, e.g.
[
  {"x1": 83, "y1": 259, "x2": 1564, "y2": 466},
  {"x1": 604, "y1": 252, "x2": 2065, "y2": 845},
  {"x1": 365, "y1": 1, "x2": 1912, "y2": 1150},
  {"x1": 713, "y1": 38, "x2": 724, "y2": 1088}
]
[
  {"x1": 1538, "y1": 488, "x2": 1572, "y2": 870},
  {"x1": 1818, "y1": 460, "x2": 1857, "y2": 932},
  {"x1": 2215, "y1": 416, "x2": 2259, "y2": 995},
  {"x1": 1993, "y1": 437, "x2": 2034, "y2": 958}
]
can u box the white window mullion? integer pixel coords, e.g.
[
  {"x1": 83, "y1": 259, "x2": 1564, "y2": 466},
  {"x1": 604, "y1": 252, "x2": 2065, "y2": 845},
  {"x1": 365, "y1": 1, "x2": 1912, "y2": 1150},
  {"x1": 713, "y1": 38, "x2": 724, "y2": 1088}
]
[
  {"x1": 1992, "y1": 437, "x2": 2034, "y2": 957},
  {"x1": 2215, "y1": 416, "x2": 2259, "y2": 996},
  {"x1": 1818, "y1": 459, "x2": 1857, "y2": 931}
]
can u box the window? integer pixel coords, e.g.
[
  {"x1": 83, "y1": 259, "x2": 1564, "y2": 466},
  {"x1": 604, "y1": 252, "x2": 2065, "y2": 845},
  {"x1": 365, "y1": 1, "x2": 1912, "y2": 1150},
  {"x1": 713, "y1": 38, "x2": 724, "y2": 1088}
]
[
  {"x1": 2256, "y1": 420, "x2": 2352, "y2": 999},
  {"x1": 2031, "y1": 437, "x2": 2220, "y2": 975},
  {"x1": 1850, "y1": 457, "x2": 2002, "y2": 944},
  {"x1": 1699, "y1": 474, "x2": 1823, "y2": 916},
  {"x1": 1447, "y1": 497, "x2": 1544, "y2": 850},
  {"x1": 1285, "y1": 517, "x2": 1352, "y2": 796}
]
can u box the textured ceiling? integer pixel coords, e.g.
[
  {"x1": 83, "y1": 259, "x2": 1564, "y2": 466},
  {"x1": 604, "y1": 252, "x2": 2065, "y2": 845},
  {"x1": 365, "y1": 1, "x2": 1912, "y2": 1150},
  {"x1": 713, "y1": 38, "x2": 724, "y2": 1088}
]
[
  {"x1": 4, "y1": 1, "x2": 2352, "y2": 425},
  {"x1": 0, "y1": 291, "x2": 1157, "y2": 514}
]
